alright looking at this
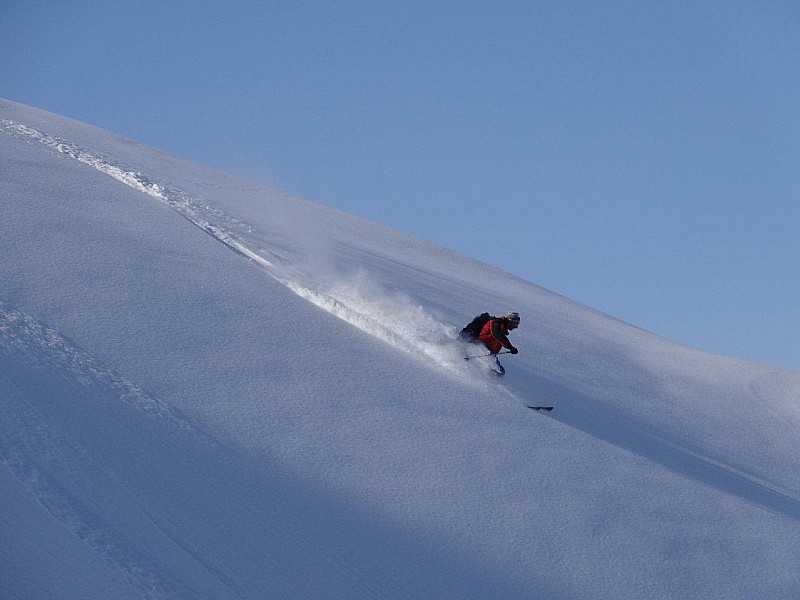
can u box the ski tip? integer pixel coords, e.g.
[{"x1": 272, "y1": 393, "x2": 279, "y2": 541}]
[{"x1": 528, "y1": 406, "x2": 553, "y2": 412}]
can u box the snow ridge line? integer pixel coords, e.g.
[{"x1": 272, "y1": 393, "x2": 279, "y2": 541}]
[{"x1": 0, "y1": 118, "x2": 476, "y2": 378}]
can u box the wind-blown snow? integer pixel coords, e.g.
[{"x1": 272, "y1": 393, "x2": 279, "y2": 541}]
[{"x1": 2, "y1": 97, "x2": 799, "y2": 599}]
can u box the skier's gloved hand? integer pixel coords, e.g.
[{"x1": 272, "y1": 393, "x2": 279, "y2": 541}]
[{"x1": 509, "y1": 346, "x2": 519, "y2": 355}]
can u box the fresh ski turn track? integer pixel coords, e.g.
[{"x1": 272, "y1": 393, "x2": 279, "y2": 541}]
[{"x1": 2, "y1": 98, "x2": 800, "y2": 599}]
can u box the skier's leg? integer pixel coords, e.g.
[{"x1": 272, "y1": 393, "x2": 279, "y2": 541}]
[{"x1": 493, "y1": 356, "x2": 505, "y2": 376}]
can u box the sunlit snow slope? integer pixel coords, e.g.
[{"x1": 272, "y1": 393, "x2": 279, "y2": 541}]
[{"x1": 2, "y1": 97, "x2": 799, "y2": 599}]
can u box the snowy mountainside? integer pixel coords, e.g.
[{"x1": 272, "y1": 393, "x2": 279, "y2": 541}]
[{"x1": 1, "y1": 97, "x2": 799, "y2": 599}]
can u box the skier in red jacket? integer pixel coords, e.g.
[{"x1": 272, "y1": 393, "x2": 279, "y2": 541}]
[
  {"x1": 478, "y1": 312, "x2": 520, "y2": 357},
  {"x1": 461, "y1": 311, "x2": 520, "y2": 376}
]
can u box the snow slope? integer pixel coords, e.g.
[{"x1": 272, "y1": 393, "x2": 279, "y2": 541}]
[{"x1": 1, "y1": 97, "x2": 799, "y2": 599}]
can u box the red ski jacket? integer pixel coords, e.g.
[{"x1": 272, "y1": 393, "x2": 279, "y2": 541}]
[{"x1": 478, "y1": 318, "x2": 514, "y2": 355}]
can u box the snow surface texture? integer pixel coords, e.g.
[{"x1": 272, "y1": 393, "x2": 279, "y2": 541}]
[{"x1": 1, "y1": 97, "x2": 799, "y2": 599}]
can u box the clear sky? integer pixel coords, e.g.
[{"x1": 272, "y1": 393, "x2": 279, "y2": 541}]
[{"x1": 2, "y1": 1, "x2": 799, "y2": 371}]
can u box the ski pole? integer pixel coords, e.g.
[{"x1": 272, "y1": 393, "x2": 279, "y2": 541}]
[{"x1": 464, "y1": 350, "x2": 512, "y2": 360}]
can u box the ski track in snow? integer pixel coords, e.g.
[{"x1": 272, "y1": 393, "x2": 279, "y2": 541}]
[
  {"x1": 0, "y1": 300, "x2": 199, "y2": 434},
  {"x1": 0, "y1": 300, "x2": 217, "y2": 600},
  {"x1": 1, "y1": 118, "x2": 509, "y2": 395}
]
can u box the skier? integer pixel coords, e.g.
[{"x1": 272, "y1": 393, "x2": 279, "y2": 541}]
[{"x1": 461, "y1": 311, "x2": 521, "y2": 376}]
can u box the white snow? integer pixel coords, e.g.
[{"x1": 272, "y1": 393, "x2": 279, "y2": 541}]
[{"x1": 1, "y1": 97, "x2": 799, "y2": 599}]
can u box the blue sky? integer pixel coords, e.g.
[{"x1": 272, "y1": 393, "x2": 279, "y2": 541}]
[{"x1": 2, "y1": 1, "x2": 799, "y2": 371}]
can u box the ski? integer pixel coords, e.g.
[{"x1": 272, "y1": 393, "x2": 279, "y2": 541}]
[{"x1": 528, "y1": 406, "x2": 553, "y2": 412}]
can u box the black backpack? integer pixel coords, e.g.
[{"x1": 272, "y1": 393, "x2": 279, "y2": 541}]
[{"x1": 460, "y1": 312, "x2": 493, "y2": 339}]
